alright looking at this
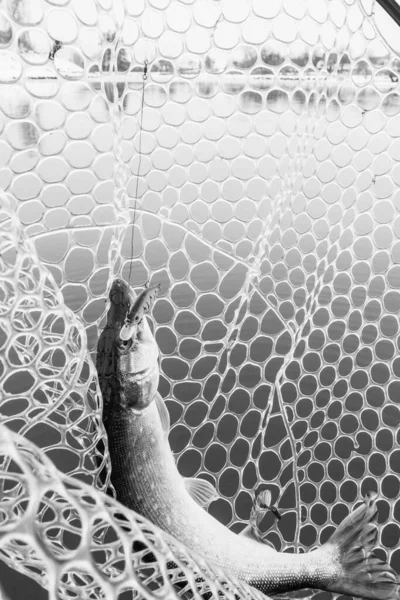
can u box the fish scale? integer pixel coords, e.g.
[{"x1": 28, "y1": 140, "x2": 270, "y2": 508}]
[{"x1": 98, "y1": 278, "x2": 400, "y2": 600}]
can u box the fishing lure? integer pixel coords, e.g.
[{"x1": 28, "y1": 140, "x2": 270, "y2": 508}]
[{"x1": 120, "y1": 282, "x2": 161, "y2": 341}]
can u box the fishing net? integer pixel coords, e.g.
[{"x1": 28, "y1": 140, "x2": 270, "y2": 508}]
[
  {"x1": 0, "y1": 421, "x2": 267, "y2": 600},
  {"x1": 0, "y1": 195, "x2": 270, "y2": 600},
  {"x1": 1, "y1": 0, "x2": 400, "y2": 598}
]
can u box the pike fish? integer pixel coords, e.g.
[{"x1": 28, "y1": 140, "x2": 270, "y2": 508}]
[{"x1": 97, "y1": 278, "x2": 399, "y2": 600}]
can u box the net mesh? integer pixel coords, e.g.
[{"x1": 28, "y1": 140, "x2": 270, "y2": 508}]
[
  {"x1": 1, "y1": 0, "x2": 400, "y2": 597},
  {"x1": 0, "y1": 421, "x2": 265, "y2": 600}
]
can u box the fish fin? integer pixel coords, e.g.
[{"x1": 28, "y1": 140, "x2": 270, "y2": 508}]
[
  {"x1": 324, "y1": 492, "x2": 400, "y2": 600},
  {"x1": 239, "y1": 525, "x2": 255, "y2": 539},
  {"x1": 155, "y1": 392, "x2": 170, "y2": 434},
  {"x1": 184, "y1": 478, "x2": 218, "y2": 507},
  {"x1": 239, "y1": 525, "x2": 276, "y2": 549},
  {"x1": 258, "y1": 538, "x2": 277, "y2": 550},
  {"x1": 261, "y1": 490, "x2": 272, "y2": 507}
]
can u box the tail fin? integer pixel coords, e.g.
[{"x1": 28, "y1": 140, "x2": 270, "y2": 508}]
[{"x1": 325, "y1": 492, "x2": 399, "y2": 600}]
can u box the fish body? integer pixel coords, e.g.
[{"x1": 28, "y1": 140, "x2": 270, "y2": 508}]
[
  {"x1": 106, "y1": 398, "x2": 331, "y2": 594},
  {"x1": 98, "y1": 278, "x2": 400, "y2": 600}
]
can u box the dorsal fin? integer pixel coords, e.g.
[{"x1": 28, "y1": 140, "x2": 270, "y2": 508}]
[
  {"x1": 155, "y1": 392, "x2": 170, "y2": 434},
  {"x1": 184, "y1": 478, "x2": 218, "y2": 507}
]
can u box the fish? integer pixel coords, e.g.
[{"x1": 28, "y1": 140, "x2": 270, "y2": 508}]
[{"x1": 97, "y1": 277, "x2": 400, "y2": 600}]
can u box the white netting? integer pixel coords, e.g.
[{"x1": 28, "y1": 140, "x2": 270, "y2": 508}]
[
  {"x1": 0, "y1": 193, "x2": 111, "y2": 491},
  {"x1": 0, "y1": 422, "x2": 266, "y2": 600},
  {"x1": 1, "y1": 0, "x2": 400, "y2": 598},
  {"x1": 0, "y1": 194, "x2": 268, "y2": 599}
]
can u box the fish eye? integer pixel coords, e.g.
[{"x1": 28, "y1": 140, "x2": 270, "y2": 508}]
[
  {"x1": 135, "y1": 315, "x2": 139, "y2": 322},
  {"x1": 118, "y1": 338, "x2": 131, "y2": 349}
]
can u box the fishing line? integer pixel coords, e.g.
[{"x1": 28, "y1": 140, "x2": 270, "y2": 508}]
[{"x1": 128, "y1": 59, "x2": 148, "y2": 284}]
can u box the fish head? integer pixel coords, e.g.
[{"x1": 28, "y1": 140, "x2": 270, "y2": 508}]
[{"x1": 108, "y1": 278, "x2": 160, "y2": 415}]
